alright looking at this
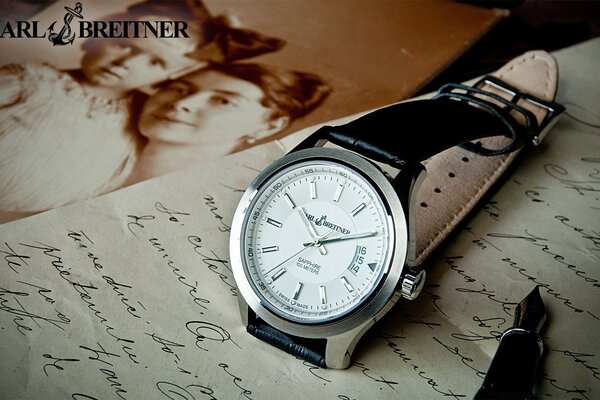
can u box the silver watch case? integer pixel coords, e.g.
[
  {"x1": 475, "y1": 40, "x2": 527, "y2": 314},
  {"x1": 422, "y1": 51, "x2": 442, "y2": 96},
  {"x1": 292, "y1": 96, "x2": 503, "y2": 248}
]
[{"x1": 230, "y1": 147, "x2": 425, "y2": 368}]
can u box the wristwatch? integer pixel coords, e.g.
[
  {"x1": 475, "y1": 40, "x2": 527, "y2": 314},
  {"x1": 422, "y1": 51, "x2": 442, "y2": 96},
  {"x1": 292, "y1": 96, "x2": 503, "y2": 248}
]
[{"x1": 229, "y1": 51, "x2": 564, "y2": 369}]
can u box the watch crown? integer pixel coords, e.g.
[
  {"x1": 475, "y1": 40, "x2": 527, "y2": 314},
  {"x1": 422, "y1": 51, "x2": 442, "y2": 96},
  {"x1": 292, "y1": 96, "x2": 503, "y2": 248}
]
[{"x1": 401, "y1": 268, "x2": 426, "y2": 300}]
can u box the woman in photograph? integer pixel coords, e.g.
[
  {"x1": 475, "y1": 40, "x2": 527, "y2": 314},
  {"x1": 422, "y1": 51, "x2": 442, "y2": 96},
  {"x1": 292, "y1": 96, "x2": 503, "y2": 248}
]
[
  {"x1": 0, "y1": 0, "x2": 284, "y2": 222},
  {"x1": 125, "y1": 62, "x2": 331, "y2": 184}
]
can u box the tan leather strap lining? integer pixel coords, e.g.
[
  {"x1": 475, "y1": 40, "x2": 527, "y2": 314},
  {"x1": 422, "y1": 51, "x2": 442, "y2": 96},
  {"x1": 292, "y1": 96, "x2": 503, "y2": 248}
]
[{"x1": 414, "y1": 51, "x2": 559, "y2": 265}]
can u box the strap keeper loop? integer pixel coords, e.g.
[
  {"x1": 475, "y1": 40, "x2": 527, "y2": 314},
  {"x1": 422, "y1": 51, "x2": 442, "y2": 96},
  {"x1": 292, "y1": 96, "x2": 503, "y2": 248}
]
[{"x1": 434, "y1": 76, "x2": 565, "y2": 153}]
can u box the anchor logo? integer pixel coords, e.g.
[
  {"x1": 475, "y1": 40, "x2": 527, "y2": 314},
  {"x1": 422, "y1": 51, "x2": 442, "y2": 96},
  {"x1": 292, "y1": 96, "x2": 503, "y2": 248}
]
[{"x1": 47, "y1": 2, "x2": 83, "y2": 46}]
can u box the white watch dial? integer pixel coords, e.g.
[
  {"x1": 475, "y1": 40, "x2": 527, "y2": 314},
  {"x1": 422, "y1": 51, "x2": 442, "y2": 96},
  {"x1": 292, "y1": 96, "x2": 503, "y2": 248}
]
[{"x1": 240, "y1": 158, "x2": 394, "y2": 323}]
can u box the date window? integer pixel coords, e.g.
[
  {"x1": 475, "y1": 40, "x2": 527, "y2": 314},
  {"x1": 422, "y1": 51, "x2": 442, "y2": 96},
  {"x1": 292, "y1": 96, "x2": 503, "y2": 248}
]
[{"x1": 348, "y1": 246, "x2": 367, "y2": 275}]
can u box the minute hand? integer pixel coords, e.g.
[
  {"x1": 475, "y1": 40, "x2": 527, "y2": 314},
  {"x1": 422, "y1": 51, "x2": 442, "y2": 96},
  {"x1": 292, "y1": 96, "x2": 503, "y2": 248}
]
[{"x1": 304, "y1": 231, "x2": 378, "y2": 246}]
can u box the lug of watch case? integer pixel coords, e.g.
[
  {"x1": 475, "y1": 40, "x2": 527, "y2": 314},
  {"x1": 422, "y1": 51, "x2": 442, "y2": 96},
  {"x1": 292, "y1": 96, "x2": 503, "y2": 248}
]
[
  {"x1": 324, "y1": 322, "x2": 370, "y2": 369},
  {"x1": 325, "y1": 281, "x2": 412, "y2": 368}
]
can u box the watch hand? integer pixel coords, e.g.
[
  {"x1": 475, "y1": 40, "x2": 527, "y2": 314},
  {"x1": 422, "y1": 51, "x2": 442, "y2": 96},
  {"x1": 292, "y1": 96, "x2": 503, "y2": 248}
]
[
  {"x1": 296, "y1": 206, "x2": 327, "y2": 255},
  {"x1": 303, "y1": 231, "x2": 379, "y2": 247},
  {"x1": 264, "y1": 231, "x2": 334, "y2": 278},
  {"x1": 263, "y1": 244, "x2": 316, "y2": 278}
]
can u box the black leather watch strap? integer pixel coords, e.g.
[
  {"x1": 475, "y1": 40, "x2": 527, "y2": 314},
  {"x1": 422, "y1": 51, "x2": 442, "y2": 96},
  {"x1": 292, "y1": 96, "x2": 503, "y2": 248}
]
[
  {"x1": 247, "y1": 313, "x2": 328, "y2": 368},
  {"x1": 322, "y1": 96, "x2": 527, "y2": 168}
]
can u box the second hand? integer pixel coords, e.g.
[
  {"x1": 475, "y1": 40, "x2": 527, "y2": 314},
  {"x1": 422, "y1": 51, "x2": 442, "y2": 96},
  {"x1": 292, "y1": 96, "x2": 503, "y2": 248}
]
[
  {"x1": 263, "y1": 230, "x2": 335, "y2": 278},
  {"x1": 263, "y1": 245, "x2": 313, "y2": 278}
]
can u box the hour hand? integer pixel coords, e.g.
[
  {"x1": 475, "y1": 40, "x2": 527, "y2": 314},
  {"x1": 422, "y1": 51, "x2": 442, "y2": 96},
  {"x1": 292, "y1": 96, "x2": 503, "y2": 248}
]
[
  {"x1": 304, "y1": 231, "x2": 378, "y2": 246},
  {"x1": 296, "y1": 206, "x2": 327, "y2": 255}
]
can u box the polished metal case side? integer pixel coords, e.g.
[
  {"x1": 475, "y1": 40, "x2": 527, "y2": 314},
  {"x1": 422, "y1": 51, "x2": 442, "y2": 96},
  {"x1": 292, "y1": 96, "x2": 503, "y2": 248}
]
[
  {"x1": 324, "y1": 163, "x2": 427, "y2": 367},
  {"x1": 230, "y1": 148, "x2": 410, "y2": 357}
]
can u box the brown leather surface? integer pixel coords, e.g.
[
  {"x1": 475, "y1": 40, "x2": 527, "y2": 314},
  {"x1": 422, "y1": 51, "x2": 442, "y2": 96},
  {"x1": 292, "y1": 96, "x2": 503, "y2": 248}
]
[{"x1": 414, "y1": 51, "x2": 559, "y2": 265}]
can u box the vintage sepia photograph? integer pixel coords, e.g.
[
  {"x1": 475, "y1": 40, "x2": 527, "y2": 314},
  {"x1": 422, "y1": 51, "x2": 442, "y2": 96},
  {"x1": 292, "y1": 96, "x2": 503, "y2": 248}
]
[{"x1": 0, "y1": 0, "x2": 502, "y2": 222}]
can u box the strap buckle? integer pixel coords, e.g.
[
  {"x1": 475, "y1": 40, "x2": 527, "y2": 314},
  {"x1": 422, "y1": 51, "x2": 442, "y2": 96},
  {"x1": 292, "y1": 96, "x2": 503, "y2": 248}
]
[{"x1": 473, "y1": 75, "x2": 565, "y2": 146}]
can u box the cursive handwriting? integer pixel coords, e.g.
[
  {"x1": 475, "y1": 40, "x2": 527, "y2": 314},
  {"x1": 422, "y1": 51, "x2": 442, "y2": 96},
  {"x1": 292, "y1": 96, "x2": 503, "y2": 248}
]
[
  {"x1": 147, "y1": 332, "x2": 185, "y2": 363},
  {"x1": 126, "y1": 214, "x2": 155, "y2": 238},
  {"x1": 544, "y1": 161, "x2": 600, "y2": 196},
  {"x1": 451, "y1": 315, "x2": 504, "y2": 343},
  {"x1": 0, "y1": 287, "x2": 70, "y2": 335},
  {"x1": 156, "y1": 381, "x2": 217, "y2": 400},
  {"x1": 0, "y1": 284, "x2": 69, "y2": 334},
  {"x1": 482, "y1": 200, "x2": 501, "y2": 221},
  {"x1": 186, "y1": 321, "x2": 239, "y2": 352},
  {"x1": 542, "y1": 373, "x2": 591, "y2": 400},
  {"x1": 487, "y1": 230, "x2": 600, "y2": 289},
  {"x1": 42, "y1": 352, "x2": 80, "y2": 377},
  {"x1": 302, "y1": 360, "x2": 332, "y2": 385},
  {"x1": 404, "y1": 313, "x2": 441, "y2": 330},
  {"x1": 19, "y1": 242, "x2": 139, "y2": 363},
  {"x1": 148, "y1": 237, "x2": 210, "y2": 312},
  {"x1": 155, "y1": 202, "x2": 190, "y2": 224},
  {"x1": 442, "y1": 256, "x2": 477, "y2": 284},
  {"x1": 555, "y1": 215, "x2": 600, "y2": 253},
  {"x1": 420, "y1": 284, "x2": 449, "y2": 317},
  {"x1": 454, "y1": 284, "x2": 515, "y2": 316},
  {"x1": 433, "y1": 337, "x2": 486, "y2": 379},
  {"x1": 351, "y1": 361, "x2": 398, "y2": 391},
  {"x1": 525, "y1": 186, "x2": 548, "y2": 204},
  {"x1": 18, "y1": 280, "x2": 56, "y2": 305},
  {"x1": 501, "y1": 257, "x2": 594, "y2": 319},
  {"x1": 187, "y1": 236, "x2": 237, "y2": 297},
  {"x1": 102, "y1": 275, "x2": 143, "y2": 319},
  {"x1": 67, "y1": 230, "x2": 104, "y2": 271},
  {"x1": 367, "y1": 334, "x2": 466, "y2": 399},
  {"x1": 1, "y1": 242, "x2": 30, "y2": 274},
  {"x1": 203, "y1": 194, "x2": 231, "y2": 233},
  {"x1": 218, "y1": 363, "x2": 253, "y2": 399},
  {"x1": 553, "y1": 348, "x2": 600, "y2": 381},
  {"x1": 80, "y1": 342, "x2": 127, "y2": 400}
]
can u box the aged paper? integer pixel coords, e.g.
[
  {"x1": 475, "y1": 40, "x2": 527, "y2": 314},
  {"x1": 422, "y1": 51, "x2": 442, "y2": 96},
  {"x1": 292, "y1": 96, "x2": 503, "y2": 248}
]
[{"x1": 1, "y1": 39, "x2": 599, "y2": 399}]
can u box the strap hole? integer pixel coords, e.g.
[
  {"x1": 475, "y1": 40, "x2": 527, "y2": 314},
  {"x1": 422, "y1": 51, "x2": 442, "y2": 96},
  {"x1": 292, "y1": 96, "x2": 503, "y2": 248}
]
[
  {"x1": 434, "y1": 188, "x2": 441, "y2": 193},
  {"x1": 420, "y1": 202, "x2": 428, "y2": 208},
  {"x1": 462, "y1": 157, "x2": 469, "y2": 162},
  {"x1": 448, "y1": 172, "x2": 456, "y2": 178}
]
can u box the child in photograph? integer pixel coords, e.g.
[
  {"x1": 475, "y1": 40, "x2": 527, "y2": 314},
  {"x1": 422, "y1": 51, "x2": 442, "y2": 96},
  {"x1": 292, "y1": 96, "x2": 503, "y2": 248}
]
[
  {"x1": 126, "y1": 62, "x2": 331, "y2": 184},
  {"x1": 0, "y1": 0, "x2": 284, "y2": 222}
]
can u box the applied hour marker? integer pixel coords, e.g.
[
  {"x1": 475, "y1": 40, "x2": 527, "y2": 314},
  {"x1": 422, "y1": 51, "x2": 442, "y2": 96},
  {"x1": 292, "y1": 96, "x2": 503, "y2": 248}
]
[
  {"x1": 351, "y1": 202, "x2": 366, "y2": 216},
  {"x1": 262, "y1": 245, "x2": 279, "y2": 253},
  {"x1": 293, "y1": 282, "x2": 303, "y2": 300},
  {"x1": 266, "y1": 218, "x2": 282, "y2": 228},
  {"x1": 333, "y1": 184, "x2": 344, "y2": 202},
  {"x1": 341, "y1": 276, "x2": 354, "y2": 293},
  {"x1": 310, "y1": 180, "x2": 317, "y2": 199},
  {"x1": 284, "y1": 193, "x2": 296, "y2": 209},
  {"x1": 319, "y1": 285, "x2": 327, "y2": 304},
  {"x1": 272, "y1": 268, "x2": 286, "y2": 281}
]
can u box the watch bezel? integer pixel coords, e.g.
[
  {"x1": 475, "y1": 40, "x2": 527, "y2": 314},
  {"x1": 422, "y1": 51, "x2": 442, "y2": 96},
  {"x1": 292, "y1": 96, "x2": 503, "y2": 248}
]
[{"x1": 230, "y1": 147, "x2": 409, "y2": 339}]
